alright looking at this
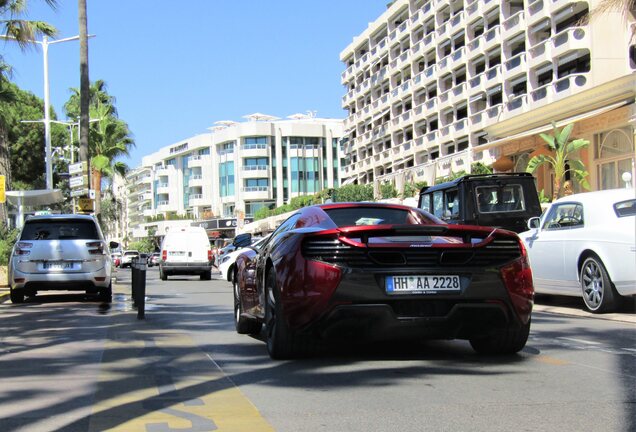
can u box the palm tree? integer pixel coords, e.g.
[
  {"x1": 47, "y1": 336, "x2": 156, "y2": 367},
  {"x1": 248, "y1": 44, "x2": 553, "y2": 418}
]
[
  {"x1": 1, "y1": 0, "x2": 58, "y2": 226},
  {"x1": 64, "y1": 80, "x2": 134, "y2": 217},
  {"x1": 526, "y1": 123, "x2": 591, "y2": 200}
]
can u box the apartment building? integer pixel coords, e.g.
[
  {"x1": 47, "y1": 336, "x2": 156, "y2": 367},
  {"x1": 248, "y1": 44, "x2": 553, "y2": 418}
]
[
  {"x1": 340, "y1": 0, "x2": 635, "y2": 196},
  {"x1": 124, "y1": 115, "x2": 344, "y2": 240}
]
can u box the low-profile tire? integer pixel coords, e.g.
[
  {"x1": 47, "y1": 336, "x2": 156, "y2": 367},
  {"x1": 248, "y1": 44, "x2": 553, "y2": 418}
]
[
  {"x1": 100, "y1": 284, "x2": 113, "y2": 303},
  {"x1": 469, "y1": 318, "x2": 531, "y2": 355},
  {"x1": 265, "y1": 271, "x2": 315, "y2": 359},
  {"x1": 580, "y1": 255, "x2": 618, "y2": 313},
  {"x1": 200, "y1": 269, "x2": 212, "y2": 281},
  {"x1": 10, "y1": 288, "x2": 25, "y2": 304},
  {"x1": 234, "y1": 270, "x2": 262, "y2": 335},
  {"x1": 160, "y1": 268, "x2": 168, "y2": 281}
]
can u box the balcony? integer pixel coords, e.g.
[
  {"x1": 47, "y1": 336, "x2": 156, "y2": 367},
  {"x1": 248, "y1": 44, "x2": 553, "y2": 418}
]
[
  {"x1": 188, "y1": 155, "x2": 204, "y2": 167},
  {"x1": 527, "y1": 39, "x2": 552, "y2": 68},
  {"x1": 467, "y1": 36, "x2": 482, "y2": 52},
  {"x1": 242, "y1": 187, "x2": 270, "y2": 200},
  {"x1": 437, "y1": 21, "x2": 449, "y2": 38},
  {"x1": 466, "y1": 0, "x2": 480, "y2": 19},
  {"x1": 482, "y1": 25, "x2": 501, "y2": 52},
  {"x1": 529, "y1": 82, "x2": 550, "y2": 107},
  {"x1": 450, "y1": 11, "x2": 466, "y2": 30},
  {"x1": 448, "y1": 47, "x2": 466, "y2": 70},
  {"x1": 504, "y1": 94, "x2": 527, "y2": 117},
  {"x1": 156, "y1": 183, "x2": 170, "y2": 193},
  {"x1": 438, "y1": 89, "x2": 452, "y2": 110},
  {"x1": 469, "y1": 109, "x2": 487, "y2": 129},
  {"x1": 484, "y1": 65, "x2": 502, "y2": 87},
  {"x1": 551, "y1": 27, "x2": 589, "y2": 59},
  {"x1": 188, "y1": 194, "x2": 206, "y2": 207},
  {"x1": 155, "y1": 167, "x2": 170, "y2": 176},
  {"x1": 527, "y1": 0, "x2": 547, "y2": 26},
  {"x1": 370, "y1": 37, "x2": 388, "y2": 58},
  {"x1": 422, "y1": 64, "x2": 437, "y2": 84},
  {"x1": 502, "y1": 11, "x2": 525, "y2": 41},
  {"x1": 553, "y1": 73, "x2": 591, "y2": 99},
  {"x1": 189, "y1": 175, "x2": 204, "y2": 186},
  {"x1": 468, "y1": 73, "x2": 484, "y2": 95},
  {"x1": 425, "y1": 96, "x2": 438, "y2": 112},
  {"x1": 504, "y1": 52, "x2": 526, "y2": 76},
  {"x1": 241, "y1": 144, "x2": 268, "y2": 157},
  {"x1": 485, "y1": 104, "x2": 503, "y2": 122}
]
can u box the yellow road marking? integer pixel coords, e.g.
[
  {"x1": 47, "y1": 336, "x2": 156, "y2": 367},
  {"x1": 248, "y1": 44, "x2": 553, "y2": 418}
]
[
  {"x1": 534, "y1": 355, "x2": 570, "y2": 366},
  {"x1": 89, "y1": 330, "x2": 274, "y2": 431}
]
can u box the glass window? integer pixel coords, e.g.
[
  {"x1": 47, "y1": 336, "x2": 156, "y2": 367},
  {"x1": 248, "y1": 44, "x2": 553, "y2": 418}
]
[
  {"x1": 542, "y1": 203, "x2": 584, "y2": 230},
  {"x1": 614, "y1": 199, "x2": 636, "y2": 218},
  {"x1": 21, "y1": 219, "x2": 99, "y2": 240},
  {"x1": 475, "y1": 184, "x2": 525, "y2": 213}
]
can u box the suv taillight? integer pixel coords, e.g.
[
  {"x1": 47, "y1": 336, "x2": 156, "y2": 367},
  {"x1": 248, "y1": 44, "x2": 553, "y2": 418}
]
[
  {"x1": 162, "y1": 250, "x2": 167, "y2": 261},
  {"x1": 15, "y1": 242, "x2": 33, "y2": 256},
  {"x1": 208, "y1": 249, "x2": 213, "y2": 262},
  {"x1": 86, "y1": 241, "x2": 105, "y2": 255}
]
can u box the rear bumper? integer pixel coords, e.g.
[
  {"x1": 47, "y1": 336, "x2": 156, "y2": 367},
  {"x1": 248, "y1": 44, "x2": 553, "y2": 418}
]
[
  {"x1": 161, "y1": 262, "x2": 211, "y2": 275},
  {"x1": 10, "y1": 267, "x2": 111, "y2": 291},
  {"x1": 287, "y1": 266, "x2": 528, "y2": 341}
]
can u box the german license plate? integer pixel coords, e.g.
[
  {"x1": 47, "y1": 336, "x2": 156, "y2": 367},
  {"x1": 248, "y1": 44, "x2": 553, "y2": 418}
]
[
  {"x1": 41, "y1": 262, "x2": 75, "y2": 271},
  {"x1": 386, "y1": 275, "x2": 461, "y2": 294}
]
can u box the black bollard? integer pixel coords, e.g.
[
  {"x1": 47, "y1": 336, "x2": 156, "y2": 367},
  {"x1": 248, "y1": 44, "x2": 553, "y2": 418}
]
[
  {"x1": 131, "y1": 257, "x2": 138, "y2": 308},
  {"x1": 137, "y1": 257, "x2": 146, "y2": 320}
]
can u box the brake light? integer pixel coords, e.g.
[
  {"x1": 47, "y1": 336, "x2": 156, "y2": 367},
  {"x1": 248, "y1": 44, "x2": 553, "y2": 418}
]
[
  {"x1": 208, "y1": 249, "x2": 213, "y2": 262},
  {"x1": 162, "y1": 250, "x2": 167, "y2": 261},
  {"x1": 500, "y1": 239, "x2": 534, "y2": 323},
  {"x1": 86, "y1": 241, "x2": 105, "y2": 255},
  {"x1": 15, "y1": 242, "x2": 33, "y2": 256}
]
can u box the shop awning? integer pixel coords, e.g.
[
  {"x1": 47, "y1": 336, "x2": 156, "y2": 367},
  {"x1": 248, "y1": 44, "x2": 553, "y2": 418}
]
[{"x1": 472, "y1": 101, "x2": 628, "y2": 153}]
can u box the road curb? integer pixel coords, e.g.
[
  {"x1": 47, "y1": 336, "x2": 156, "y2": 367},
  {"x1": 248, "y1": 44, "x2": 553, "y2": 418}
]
[{"x1": 533, "y1": 303, "x2": 636, "y2": 324}]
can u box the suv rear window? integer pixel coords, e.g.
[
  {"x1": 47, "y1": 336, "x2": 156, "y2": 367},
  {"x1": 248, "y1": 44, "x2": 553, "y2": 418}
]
[
  {"x1": 20, "y1": 219, "x2": 99, "y2": 240},
  {"x1": 475, "y1": 184, "x2": 526, "y2": 213}
]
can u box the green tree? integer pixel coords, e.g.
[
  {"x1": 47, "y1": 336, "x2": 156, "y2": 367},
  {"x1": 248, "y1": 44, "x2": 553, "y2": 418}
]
[
  {"x1": 334, "y1": 183, "x2": 374, "y2": 202},
  {"x1": 0, "y1": 0, "x2": 58, "y2": 226},
  {"x1": 64, "y1": 80, "x2": 134, "y2": 217},
  {"x1": 403, "y1": 181, "x2": 428, "y2": 198},
  {"x1": 379, "y1": 181, "x2": 398, "y2": 199},
  {"x1": 526, "y1": 123, "x2": 590, "y2": 200}
]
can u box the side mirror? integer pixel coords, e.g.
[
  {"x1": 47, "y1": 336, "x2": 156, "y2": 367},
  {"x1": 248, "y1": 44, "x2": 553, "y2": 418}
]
[
  {"x1": 233, "y1": 233, "x2": 252, "y2": 248},
  {"x1": 109, "y1": 241, "x2": 119, "y2": 249},
  {"x1": 527, "y1": 217, "x2": 540, "y2": 230}
]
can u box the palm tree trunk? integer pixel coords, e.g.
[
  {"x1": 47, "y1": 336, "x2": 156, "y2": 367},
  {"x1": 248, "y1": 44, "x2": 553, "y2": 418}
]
[
  {"x1": 78, "y1": 0, "x2": 91, "y2": 201},
  {"x1": 92, "y1": 167, "x2": 101, "y2": 216}
]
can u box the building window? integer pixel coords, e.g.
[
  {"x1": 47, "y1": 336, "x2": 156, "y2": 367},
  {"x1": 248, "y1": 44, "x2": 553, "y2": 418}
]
[
  {"x1": 291, "y1": 157, "x2": 320, "y2": 193},
  {"x1": 595, "y1": 128, "x2": 635, "y2": 190},
  {"x1": 219, "y1": 161, "x2": 235, "y2": 197}
]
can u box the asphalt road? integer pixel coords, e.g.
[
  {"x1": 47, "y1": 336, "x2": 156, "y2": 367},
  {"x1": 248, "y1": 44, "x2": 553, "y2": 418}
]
[{"x1": 0, "y1": 267, "x2": 634, "y2": 432}]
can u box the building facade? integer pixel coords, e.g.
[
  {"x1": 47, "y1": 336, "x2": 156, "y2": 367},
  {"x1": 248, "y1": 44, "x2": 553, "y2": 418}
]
[
  {"x1": 124, "y1": 115, "x2": 344, "y2": 240},
  {"x1": 340, "y1": 0, "x2": 635, "y2": 196}
]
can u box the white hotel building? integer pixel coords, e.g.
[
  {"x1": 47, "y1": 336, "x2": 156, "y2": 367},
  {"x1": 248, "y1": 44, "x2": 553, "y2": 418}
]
[
  {"x1": 124, "y1": 115, "x2": 344, "y2": 239},
  {"x1": 340, "y1": 0, "x2": 635, "y2": 195}
]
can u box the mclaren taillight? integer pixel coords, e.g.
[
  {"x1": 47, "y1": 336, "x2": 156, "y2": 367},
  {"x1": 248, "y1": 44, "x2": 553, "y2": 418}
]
[
  {"x1": 162, "y1": 250, "x2": 167, "y2": 261},
  {"x1": 15, "y1": 242, "x2": 33, "y2": 256},
  {"x1": 500, "y1": 238, "x2": 534, "y2": 323},
  {"x1": 86, "y1": 241, "x2": 105, "y2": 255}
]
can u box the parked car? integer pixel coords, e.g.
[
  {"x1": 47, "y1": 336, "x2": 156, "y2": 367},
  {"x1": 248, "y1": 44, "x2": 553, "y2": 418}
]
[
  {"x1": 519, "y1": 188, "x2": 636, "y2": 313},
  {"x1": 8, "y1": 214, "x2": 119, "y2": 303},
  {"x1": 120, "y1": 250, "x2": 140, "y2": 268},
  {"x1": 418, "y1": 173, "x2": 542, "y2": 233},
  {"x1": 159, "y1": 226, "x2": 213, "y2": 280},
  {"x1": 219, "y1": 234, "x2": 267, "y2": 282},
  {"x1": 233, "y1": 202, "x2": 534, "y2": 359},
  {"x1": 147, "y1": 252, "x2": 161, "y2": 267}
]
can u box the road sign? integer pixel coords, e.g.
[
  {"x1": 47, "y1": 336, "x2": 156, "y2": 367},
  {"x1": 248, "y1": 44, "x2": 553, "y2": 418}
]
[
  {"x1": 77, "y1": 198, "x2": 94, "y2": 212},
  {"x1": 69, "y1": 174, "x2": 88, "y2": 188},
  {"x1": 68, "y1": 161, "x2": 87, "y2": 175},
  {"x1": 0, "y1": 175, "x2": 5, "y2": 204},
  {"x1": 71, "y1": 188, "x2": 89, "y2": 197}
]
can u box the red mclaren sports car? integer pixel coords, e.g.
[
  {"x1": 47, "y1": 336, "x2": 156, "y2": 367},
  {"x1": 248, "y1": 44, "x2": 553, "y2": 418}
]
[{"x1": 233, "y1": 202, "x2": 534, "y2": 359}]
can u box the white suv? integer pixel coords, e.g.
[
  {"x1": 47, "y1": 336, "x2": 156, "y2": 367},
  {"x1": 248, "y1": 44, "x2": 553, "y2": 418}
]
[
  {"x1": 9, "y1": 214, "x2": 118, "y2": 303},
  {"x1": 120, "y1": 250, "x2": 140, "y2": 268}
]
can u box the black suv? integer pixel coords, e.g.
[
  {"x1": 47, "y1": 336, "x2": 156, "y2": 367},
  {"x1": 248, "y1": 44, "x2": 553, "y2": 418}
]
[{"x1": 418, "y1": 173, "x2": 542, "y2": 233}]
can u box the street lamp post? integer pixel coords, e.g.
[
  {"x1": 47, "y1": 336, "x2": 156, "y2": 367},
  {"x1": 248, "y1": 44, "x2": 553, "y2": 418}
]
[{"x1": 0, "y1": 34, "x2": 94, "y2": 190}]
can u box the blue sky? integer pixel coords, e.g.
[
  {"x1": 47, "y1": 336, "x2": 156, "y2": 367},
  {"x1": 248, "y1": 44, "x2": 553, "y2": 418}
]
[{"x1": 3, "y1": 0, "x2": 388, "y2": 167}]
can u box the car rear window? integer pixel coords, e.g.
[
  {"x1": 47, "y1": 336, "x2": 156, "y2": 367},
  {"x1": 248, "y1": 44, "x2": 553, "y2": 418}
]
[
  {"x1": 20, "y1": 219, "x2": 99, "y2": 240},
  {"x1": 475, "y1": 184, "x2": 526, "y2": 213},
  {"x1": 324, "y1": 207, "x2": 428, "y2": 227},
  {"x1": 614, "y1": 199, "x2": 636, "y2": 217}
]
